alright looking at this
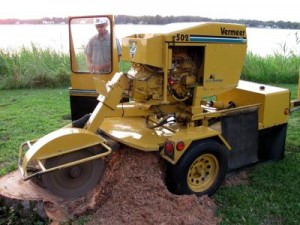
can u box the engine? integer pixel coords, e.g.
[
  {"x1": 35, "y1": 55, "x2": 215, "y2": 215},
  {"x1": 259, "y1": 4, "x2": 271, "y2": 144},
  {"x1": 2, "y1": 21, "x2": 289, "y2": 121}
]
[
  {"x1": 128, "y1": 47, "x2": 198, "y2": 104},
  {"x1": 168, "y1": 48, "x2": 197, "y2": 101},
  {"x1": 127, "y1": 64, "x2": 164, "y2": 102}
]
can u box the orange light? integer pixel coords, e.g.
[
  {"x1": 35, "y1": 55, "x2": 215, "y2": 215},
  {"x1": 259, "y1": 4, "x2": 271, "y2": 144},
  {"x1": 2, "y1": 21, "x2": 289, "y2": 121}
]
[
  {"x1": 284, "y1": 108, "x2": 289, "y2": 115},
  {"x1": 176, "y1": 141, "x2": 185, "y2": 151}
]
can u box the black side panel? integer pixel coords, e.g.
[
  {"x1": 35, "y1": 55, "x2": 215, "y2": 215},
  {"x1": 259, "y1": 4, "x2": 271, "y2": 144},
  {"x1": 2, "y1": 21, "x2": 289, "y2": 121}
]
[
  {"x1": 221, "y1": 108, "x2": 259, "y2": 170},
  {"x1": 70, "y1": 95, "x2": 98, "y2": 121},
  {"x1": 258, "y1": 123, "x2": 287, "y2": 161}
]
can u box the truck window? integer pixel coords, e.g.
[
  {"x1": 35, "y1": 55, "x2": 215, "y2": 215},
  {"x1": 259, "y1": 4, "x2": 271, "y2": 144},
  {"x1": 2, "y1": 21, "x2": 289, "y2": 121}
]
[{"x1": 69, "y1": 16, "x2": 112, "y2": 74}]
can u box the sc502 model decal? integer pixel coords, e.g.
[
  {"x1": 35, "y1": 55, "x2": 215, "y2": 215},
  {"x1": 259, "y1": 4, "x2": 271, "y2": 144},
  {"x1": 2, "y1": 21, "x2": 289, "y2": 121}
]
[
  {"x1": 173, "y1": 33, "x2": 246, "y2": 44},
  {"x1": 189, "y1": 35, "x2": 246, "y2": 44},
  {"x1": 174, "y1": 33, "x2": 190, "y2": 42}
]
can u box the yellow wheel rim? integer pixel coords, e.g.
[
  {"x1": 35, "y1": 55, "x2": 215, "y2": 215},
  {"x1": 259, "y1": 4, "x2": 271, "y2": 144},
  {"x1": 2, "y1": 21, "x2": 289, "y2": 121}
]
[{"x1": 187, "y1": 153, "x2": 219, "y2": 193}]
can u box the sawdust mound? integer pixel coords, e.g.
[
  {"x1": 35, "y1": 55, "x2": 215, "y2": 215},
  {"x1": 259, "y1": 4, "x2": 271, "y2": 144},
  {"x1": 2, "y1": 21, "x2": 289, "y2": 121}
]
[{"x1": 82, "y1": 148, "x2": 220, "y2": 225}]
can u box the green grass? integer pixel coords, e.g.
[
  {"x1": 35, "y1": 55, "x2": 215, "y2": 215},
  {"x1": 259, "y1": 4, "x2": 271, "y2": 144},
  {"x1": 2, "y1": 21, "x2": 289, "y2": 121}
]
[
  {"x1": 215, "y1": 153, "x2": 300, "y2": 225},
  {"x1": 0, "y1": 88, "x2": 70, "y2": 176}
]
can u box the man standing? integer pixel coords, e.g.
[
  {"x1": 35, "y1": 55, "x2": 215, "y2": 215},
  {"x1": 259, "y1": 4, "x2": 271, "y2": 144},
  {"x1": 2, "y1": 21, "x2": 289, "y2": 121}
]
[{"x1": 85, "y1": 17, "x2": 122, "y2": 73}]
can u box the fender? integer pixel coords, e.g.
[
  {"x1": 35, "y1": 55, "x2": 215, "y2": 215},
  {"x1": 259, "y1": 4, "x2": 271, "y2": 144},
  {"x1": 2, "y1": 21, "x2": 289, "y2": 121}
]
[
  {"x1": 19, "y1": 127, "x2": 111, "y2": 180},
  {"x1": 160, "y1": 126, "x2": 231, "y2": 165}
]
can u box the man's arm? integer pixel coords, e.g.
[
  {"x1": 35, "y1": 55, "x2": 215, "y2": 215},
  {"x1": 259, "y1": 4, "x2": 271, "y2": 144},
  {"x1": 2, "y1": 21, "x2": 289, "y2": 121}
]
[
  {"x1": 116, "y1": 38, "x2": 122, "y2": 62},
  {"x1": 86, "y1": 55, "x2": 93, "y2": 72}
]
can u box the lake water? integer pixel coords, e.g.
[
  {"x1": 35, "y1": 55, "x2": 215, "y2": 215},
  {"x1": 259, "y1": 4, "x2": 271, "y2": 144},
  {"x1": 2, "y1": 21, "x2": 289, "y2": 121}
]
[{"x1": 0, "y1": 24, "x2": 299, "y2": 56}]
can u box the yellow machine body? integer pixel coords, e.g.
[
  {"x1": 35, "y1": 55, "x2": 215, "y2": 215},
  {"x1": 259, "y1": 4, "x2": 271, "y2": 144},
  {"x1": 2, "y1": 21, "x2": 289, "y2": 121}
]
[
  {"x1": 17, "y1": 15, "x2": 296, "y2": 198},
  {"x1": 122, "y1": 23, "x2": 247, "y2": 105},
  {"x1": 217, "y1": 80, "x2": 290, "y2": 129},
  {"x1": 19, "y1": 16, "x2": 287, "y2": 174}
]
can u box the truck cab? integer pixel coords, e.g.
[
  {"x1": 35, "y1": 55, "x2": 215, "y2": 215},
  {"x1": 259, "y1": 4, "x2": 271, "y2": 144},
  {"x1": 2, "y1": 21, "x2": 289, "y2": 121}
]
[{"x1": 68, "y1": 15, "x2": 120, "y2": 120}]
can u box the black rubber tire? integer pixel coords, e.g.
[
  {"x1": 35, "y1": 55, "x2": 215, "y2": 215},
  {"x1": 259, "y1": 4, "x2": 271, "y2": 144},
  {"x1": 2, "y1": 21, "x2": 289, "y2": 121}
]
[
  {"x1": 167, "y1": 139, "x2": 228, "y2": 196},
  {"x1": 42, "y1": 150, "x2": 104, "y2": 198}
]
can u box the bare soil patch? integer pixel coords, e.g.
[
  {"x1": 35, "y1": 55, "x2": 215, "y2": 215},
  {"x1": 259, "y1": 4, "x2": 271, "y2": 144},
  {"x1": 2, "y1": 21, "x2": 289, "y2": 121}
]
[{"x1": 223, "y1": 170, "x2": 249, "y2": 187}]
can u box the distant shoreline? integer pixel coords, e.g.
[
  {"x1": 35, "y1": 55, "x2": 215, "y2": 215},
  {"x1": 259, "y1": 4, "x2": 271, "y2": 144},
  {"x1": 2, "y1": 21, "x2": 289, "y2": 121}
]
[{"x1": 1, "y1": 15, "x2": 300, "y2": 29}]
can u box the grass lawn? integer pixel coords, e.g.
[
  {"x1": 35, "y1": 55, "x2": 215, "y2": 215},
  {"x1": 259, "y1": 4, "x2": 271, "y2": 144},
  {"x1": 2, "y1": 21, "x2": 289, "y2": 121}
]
[
  {"x1": 0, "y1": 84, "x2": 300, "y2": 224},
  {"x1": 0, "y1": 88, "x2": 70, "y2": 176}
]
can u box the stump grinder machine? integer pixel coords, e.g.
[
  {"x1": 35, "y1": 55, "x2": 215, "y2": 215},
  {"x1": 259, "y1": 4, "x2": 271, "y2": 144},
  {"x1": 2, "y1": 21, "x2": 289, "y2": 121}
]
[{"x1": 2, "y1": 15, "x2": 300, "y2": 201}]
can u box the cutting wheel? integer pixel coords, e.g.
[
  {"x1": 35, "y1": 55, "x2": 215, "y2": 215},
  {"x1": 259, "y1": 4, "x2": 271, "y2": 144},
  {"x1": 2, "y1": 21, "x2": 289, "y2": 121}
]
[{"x1": 42, "y1": 149, "x2": 104, "y2": 198}]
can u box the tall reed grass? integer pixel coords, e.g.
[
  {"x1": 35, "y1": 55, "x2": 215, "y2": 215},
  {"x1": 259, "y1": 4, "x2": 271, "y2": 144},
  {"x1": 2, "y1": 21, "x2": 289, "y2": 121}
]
[
  {"x1": 241, "y1": 52, "x2": 300, "y2": 83},
  {"x1": 242, "y1": 33, "x2": 300, "y2": 83},
  {"x1": 0, "y1": 43, "x2": 299, "y2": 90},
  {"x1": 0, "y1": 44, "x2": 70, "y2": 89}
]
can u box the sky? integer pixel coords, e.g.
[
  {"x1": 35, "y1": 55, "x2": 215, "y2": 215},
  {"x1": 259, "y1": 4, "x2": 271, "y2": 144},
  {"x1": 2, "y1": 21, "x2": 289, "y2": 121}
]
[{"x1": 1, "y1": 0, "x2": 299, "y2": 23}]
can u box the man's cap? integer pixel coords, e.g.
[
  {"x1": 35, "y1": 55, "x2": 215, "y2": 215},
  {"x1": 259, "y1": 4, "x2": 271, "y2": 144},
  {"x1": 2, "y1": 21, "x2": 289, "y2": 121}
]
[{"x1": 94, "y1": 17, "x2": 108, "y2": 25}]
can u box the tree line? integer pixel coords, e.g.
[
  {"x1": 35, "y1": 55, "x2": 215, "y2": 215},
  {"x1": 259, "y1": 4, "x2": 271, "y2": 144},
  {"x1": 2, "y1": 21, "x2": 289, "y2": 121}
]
[
  {"x1": 1, "y1": 15, "x2": 299, "y2": 29},
  {"x1": 115, "y1": 15, "x2": 300, "y2": 29}
]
